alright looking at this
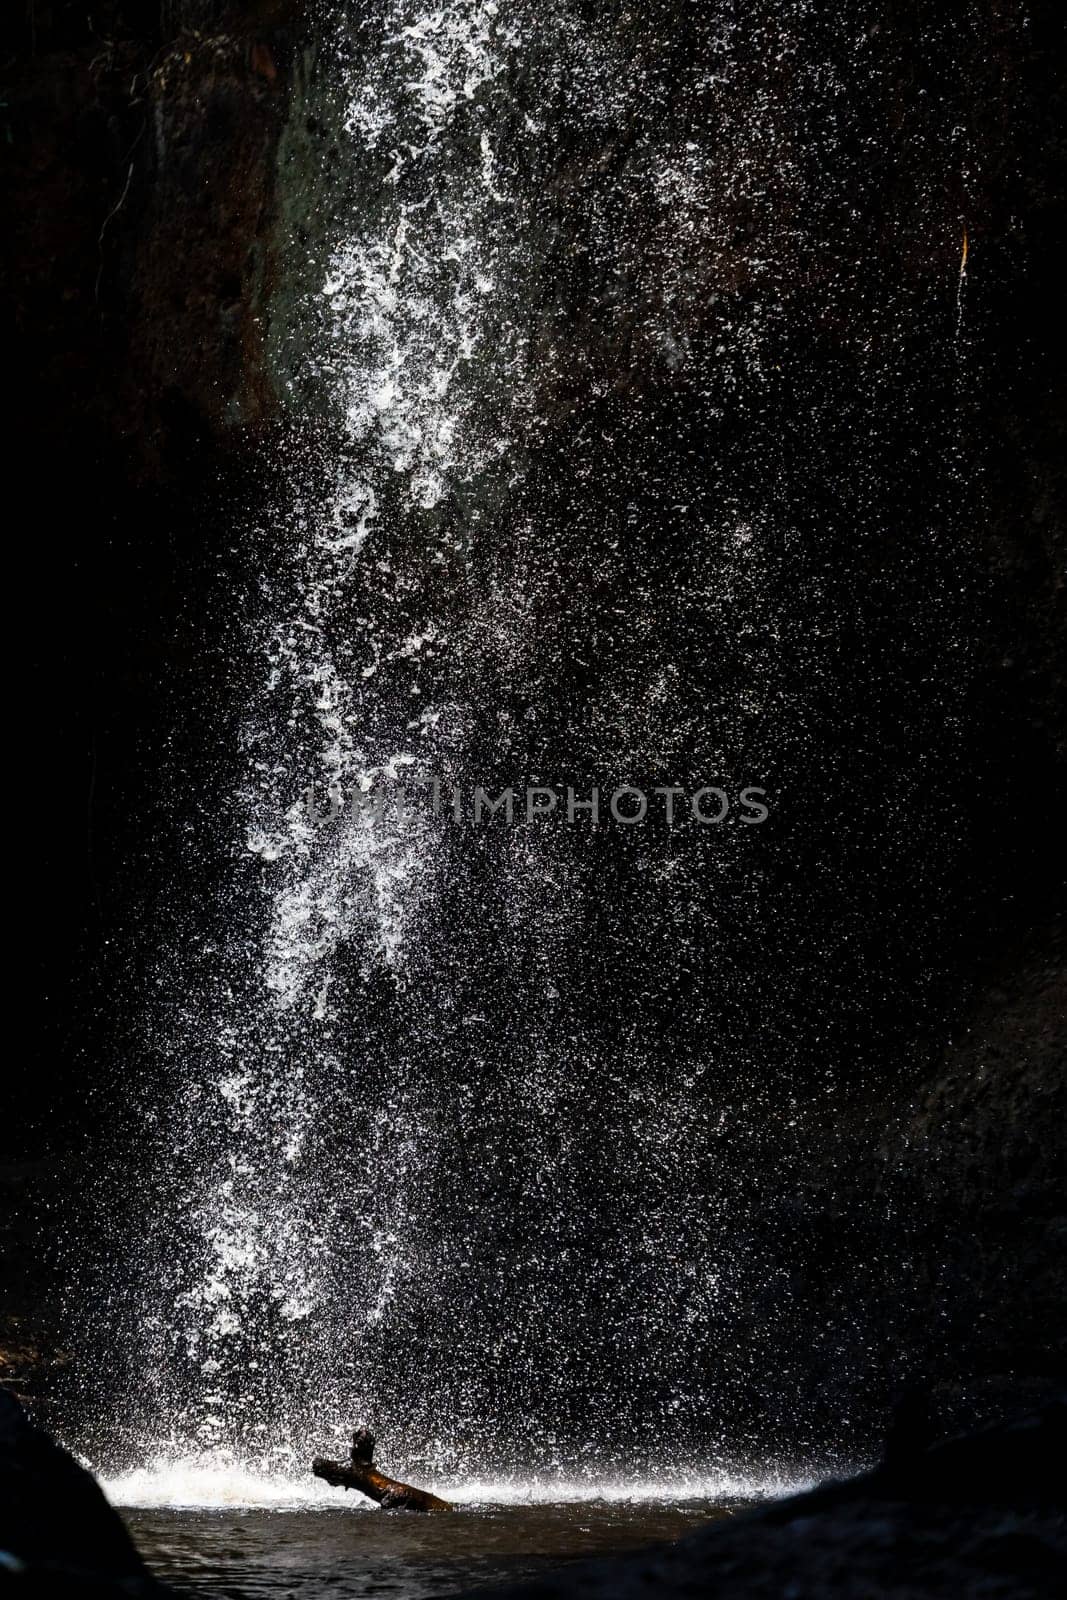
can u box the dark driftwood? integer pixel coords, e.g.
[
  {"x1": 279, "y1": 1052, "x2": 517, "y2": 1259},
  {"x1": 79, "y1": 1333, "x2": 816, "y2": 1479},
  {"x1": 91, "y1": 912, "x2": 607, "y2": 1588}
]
[{"x1": 312, "y1": 1428, "x2": 453, "y2": 1512}]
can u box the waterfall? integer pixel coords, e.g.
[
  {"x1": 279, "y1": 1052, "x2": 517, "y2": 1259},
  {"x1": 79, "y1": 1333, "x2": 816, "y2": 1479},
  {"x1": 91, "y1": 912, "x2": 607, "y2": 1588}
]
[
  {"x1": 151, "y1": 0, "x2": 547, "y2": 1478},
  {"x1": 88, "y1": 0, "x2": 969, "y2": 1493}
]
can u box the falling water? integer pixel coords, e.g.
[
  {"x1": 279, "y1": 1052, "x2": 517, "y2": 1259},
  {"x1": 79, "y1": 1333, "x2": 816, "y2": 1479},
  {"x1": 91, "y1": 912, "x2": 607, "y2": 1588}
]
[{"x1": 83, "y1": 0, "x2": 971, "y2": 1500}]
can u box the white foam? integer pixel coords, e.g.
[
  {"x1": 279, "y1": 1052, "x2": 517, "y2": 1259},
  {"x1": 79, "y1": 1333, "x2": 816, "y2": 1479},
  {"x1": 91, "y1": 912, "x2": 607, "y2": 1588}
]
[
  {"x1": 102, "y1": 1461, "x2": 351, "y2": 1511},
  {"x1": 444, "y1": 1472, "x2": 809, "y2": 1506},
  {"x1": 102, "y1": 1460, "x2": 809, "y2": 1511}
]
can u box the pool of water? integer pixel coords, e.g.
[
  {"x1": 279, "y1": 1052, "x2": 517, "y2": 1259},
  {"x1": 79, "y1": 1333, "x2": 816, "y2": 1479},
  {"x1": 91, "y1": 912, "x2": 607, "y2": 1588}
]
[{"x1": 123, "y1": 1497, "x2": 741, "y2": 1597}]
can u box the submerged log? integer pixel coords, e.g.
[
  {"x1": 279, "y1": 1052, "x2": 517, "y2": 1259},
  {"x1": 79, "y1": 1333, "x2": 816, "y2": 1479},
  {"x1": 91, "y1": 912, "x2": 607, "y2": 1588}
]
[{"x1": 312, "y1": 1427, "x2": 453, "y2": 1512}]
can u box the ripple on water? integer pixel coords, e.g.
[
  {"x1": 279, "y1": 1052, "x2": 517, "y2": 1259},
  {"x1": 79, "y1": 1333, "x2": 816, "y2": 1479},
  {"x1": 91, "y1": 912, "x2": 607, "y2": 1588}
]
[{"x1": 119, "y1": 1495, "x2": 750, "y2": 1600}]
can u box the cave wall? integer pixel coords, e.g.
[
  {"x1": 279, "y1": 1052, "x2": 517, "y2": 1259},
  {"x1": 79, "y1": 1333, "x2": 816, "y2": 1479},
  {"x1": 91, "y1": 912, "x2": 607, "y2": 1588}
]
[
  {"x1": 885, "y1": 923, "x2": 1066, "y2": 1422},
  {"x1": 5, "y1": 2, "x2": 307, "y2": 471}
]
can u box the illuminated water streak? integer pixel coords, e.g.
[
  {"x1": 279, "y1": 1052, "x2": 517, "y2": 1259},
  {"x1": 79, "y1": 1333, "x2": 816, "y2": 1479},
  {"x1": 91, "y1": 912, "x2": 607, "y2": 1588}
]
[{"x1": 141, "y1": 0, "x2": 547, "y2": 1469}]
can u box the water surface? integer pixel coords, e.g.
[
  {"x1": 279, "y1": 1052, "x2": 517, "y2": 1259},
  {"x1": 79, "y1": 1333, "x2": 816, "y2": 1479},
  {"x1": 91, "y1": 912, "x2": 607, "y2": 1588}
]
[{"x1": 124, "y1": 1495, "x2": 741, "y2": 1598}]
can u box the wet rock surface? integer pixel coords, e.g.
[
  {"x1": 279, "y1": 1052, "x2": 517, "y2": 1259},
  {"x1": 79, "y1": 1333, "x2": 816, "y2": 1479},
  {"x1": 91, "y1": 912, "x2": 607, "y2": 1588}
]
[
  {"x1": 0, "y1": 1388, "x2": 165, "y2": 1593},
  {"x1": 461, "y1": 1405, "x2": 1067, "y2": 1599},
  {"x1": 877, "y1": 924, "x2": 1067, "y2": 1427},
  {"x1": 3, "y1": 1, "x2": 306, "y2": 474},
  {"x1": 0, "y1": 1170, "x2": 64, "y2": 1412}
]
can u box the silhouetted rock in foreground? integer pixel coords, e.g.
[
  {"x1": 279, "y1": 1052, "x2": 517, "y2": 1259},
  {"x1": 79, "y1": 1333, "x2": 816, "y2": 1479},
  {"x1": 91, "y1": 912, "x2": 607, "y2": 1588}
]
[
  {"x1": 0, "y1": 1388, "x2": 163, "y2": 1594},
  {"x1": 461, "y1": 1404, "x2": 1067, "y2": 1599}
]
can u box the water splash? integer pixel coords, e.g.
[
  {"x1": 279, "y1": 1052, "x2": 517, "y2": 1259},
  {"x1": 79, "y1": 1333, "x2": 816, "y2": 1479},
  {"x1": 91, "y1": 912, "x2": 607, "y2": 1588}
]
[
  {"x1": 128, "y1": 0, "x2": 545, "y2": 1469},
  {"x1": 103, "y1": 1460, "x2": 809, "y2": 1511},
  {"x1": 92, "y1": 0, "x2": 973, "y2": 1491}
]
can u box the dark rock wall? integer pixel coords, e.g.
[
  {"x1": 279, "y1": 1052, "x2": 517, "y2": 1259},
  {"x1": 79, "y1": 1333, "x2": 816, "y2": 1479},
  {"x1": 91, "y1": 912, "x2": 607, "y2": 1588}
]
[
  {"x1": 5, "y1": 2, "x2": 305, "y2": 471},
  {"x1": 456, "y1": 1403, "x2": 1067, "y2": 1599},
  {"x1": 882, "y1": 922, "x2": 1066, "y2": 1424}
]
